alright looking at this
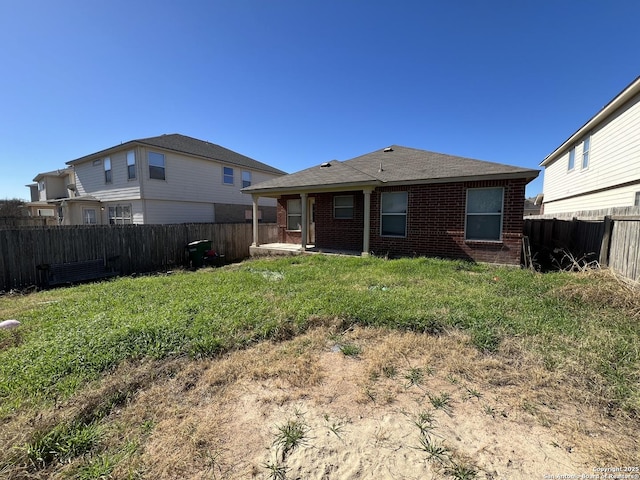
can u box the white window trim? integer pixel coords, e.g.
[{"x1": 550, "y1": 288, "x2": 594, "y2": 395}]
[
  {"x1": 380, "y1": 191, "x2": 408, "y2": 238},
  {"x1": 286, "y1": 199, "x2": 302, "y2": 231},
  {"x1": 223, "y1": 166, "x2": 234, "y2": 185},
  {"x1": 465, "y1": 187, "x2": 504, "y2": 242},
  {"x1": 148, "y1": 152, "x2": 166, "y2": 181},
  {"x1": 108, "y1": 204, "x2": 133, "y2": 225},
  {"x1": 127, "y1": 150, "x2": 136, "y2": 180},
  {"x1": 242, "y1": 170, "x2": 251, "y2": 188},
  {"x1": 581, "y1": 135, "x2": 591, "y2": 170},
  {"x1": 104, "y1": 157, "x2": 112, "y2": 184},
  {"x1": 83, "y1": 208, "x2": 97, "y2": 225},
  {"x1": 567, "y1": 147, "x2": 575, "y2": 172},
  {"x1": 334, "y1": 195, "x2": 354, "y2": 219}
]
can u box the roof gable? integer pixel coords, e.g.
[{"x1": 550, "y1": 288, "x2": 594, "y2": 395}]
[{"x1": 541, "y1": 76, "x2": 640, "y2": 167}]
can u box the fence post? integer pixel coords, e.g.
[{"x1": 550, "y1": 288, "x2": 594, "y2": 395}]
[{"x1": 599, "y1": 216, "x2": 613, "y2": 267}]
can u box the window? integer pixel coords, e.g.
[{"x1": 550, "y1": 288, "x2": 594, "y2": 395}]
[
  {"x1": 83, "y1": 208, "x2": 97, "y2": 225},
  {"x1": 635, "y1": 192, "x2": 640, "y2": 207},
  {"x1": 381, "y1": 192, "x2": 408, "y2": 237},
  {"x1": 334, "y1": 195, "x2": 354, "y2": 219},
  {"x1": 287, "y1": 199, "x2": 302, "y2": 231},
  {"x1": 223, "y1": 166, "x2": 234, "y2": 185},
  {"x1": 242, "y1": 171, "x2": 251, "y2": 188},
  {"x1": 466, "y1": 187, "x2": 503, "y2": 241},
  {"x1": 149, "y1": 152, "x2": 165, "y2": 180},
  {"x1": 38, "y1": 181, "x2": 45, "y2": 191},
  {"x1": 104, "y1": 157, "x2": 112, "y2": 183},
  {"x1": 582, "y1": 135, "x2": 591, "y2": 169},
  {"x1": 108, "y1": 205, "x2": 132, "y2": 224},
  {"x1": 568, "y1": 147, "x2": 575, "y2": 171},
  {"x1": 37, "y1": 208, "x2": 54, "y2": 216},
  {"x1": 127, "y1": 151, "x2": 136, "y2": 180}
]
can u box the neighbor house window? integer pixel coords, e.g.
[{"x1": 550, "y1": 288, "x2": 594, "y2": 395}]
[
  {"x1": 242, "y1": 171, "x2": 251, "y2": 188},
  {"x1": 104, "y1": 157, "x2": 112, "y2": 183},
  {"x1": 568, "y1": 147, "x2": 575, "y2": 171},
  {"x1": 334, "y1": 195, "x2": 354, "y2": 219},
  {"x1": 127, "y1": 151, "x2": 136, "y2": 180},
  {"x1": 287, "y1": 199, "x2": 302, "y2": 231},
  {"x1": 223, "y1": 166, "x2": 234, "y2": 185},
  {"x1": 38, "y1": 181, "x2": 45, "y2": 191},
  {"x1": 635, "y1": 192, "x2": 640, "y2": 207},
  {"x1": 83, "y1": 208, "x2": 97, "y2": 225},
  {"x1": 108, "y1": 205, "x2": 132, "y2": 225},
  {"x1": 380, "y1": 191, "x2": 408, "y2": 237},
  {"x1": 148, "y1": 152, "x2": 165, "y2": 180},
  {"x1": 582, "y1": 135, "x2": 591, "y2": 169},
  {"x1": 466, "y1": 187, "x2": 504, "y2": 241}
]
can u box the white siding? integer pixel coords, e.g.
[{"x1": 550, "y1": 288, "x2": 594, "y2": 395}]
[
  {"x1": 543, "y1": 182, "x2": 640, "y2": 214},
  {"x1": 139, "y1": 147, "x2": 278, "y2": 207},
  {"x1": 543, "y1": 92, "x2": 640, "y2": 212},
  {"x1": 74, "y1": 149, "x2": 142, "y2": 201}
]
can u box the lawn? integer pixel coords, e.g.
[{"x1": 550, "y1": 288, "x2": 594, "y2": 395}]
[{"x1": 0, "y1": 255, "x2": 638, "y2": 478}]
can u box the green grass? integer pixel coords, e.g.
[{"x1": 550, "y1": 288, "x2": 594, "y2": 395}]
[{"x1": 1, "y1": 254, "x2": 639, "y2": 419}]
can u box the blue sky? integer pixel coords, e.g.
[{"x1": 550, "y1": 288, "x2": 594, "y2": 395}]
[{"x1": 1, "y1": 1, "x2": 639, "y2": 201}]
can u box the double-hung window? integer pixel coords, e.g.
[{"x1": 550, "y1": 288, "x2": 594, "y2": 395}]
[
  {"x1": 380, "y1": 192, "x2": 408, "y2": 237},
  {"x1": 127, "y1": 151, "x2": 136, "y2": 180},
  {"x1": 582, "y1": 135, "x2": 591, "y2": 169},
  {"x1": 149, "y1": 152, "x2": 165, "y2": 180},
  {"x1": 108, "y1": 205, "x2": 132, "y2": 225},
  {"x1": 83, "y1": 208, "x2": 97, "y2": 225},
  {"x1": 104, "y1": 157, "x2": 112, "y2": 183},
  {"x1": 334, "y1": 195, "x2": 354, "y2": 219},
  {"x1": 568, "y1": 147, "x2": 575, "y2": 171},
  {"x1": 242, "y1": 171, "x2": 251, "y2": 188},
  {"x1": 223, "y1": 167, "x2": 234, "y2": 185},
  {"x1": 287, "y1": 199, "x2": 302, "y2": 231},
  {"x1": 466, "y1": 187, "x2": 504, "y2": 241}
]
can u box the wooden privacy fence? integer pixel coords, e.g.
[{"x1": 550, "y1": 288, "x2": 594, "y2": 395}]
[
  {"x1": 524, "y1": 216, "x2": 640, "y2": 283},
  {"x1": 0, "y1": 223, "x2": 279, "y2": 291}
]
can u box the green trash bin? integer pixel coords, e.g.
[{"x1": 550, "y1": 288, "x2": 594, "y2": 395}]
[{"x1": 186, "y1": 240, "x2": 212, "y2": 268}]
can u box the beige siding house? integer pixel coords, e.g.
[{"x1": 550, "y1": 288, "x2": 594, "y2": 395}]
[
  {"x1": 28, "y1": 134, "x2": 285, "y2": 225},
  {"x1": 25, "y1": 167, "x2": 77, "y2": 221},
  {"x1": 540, "y1": 76, "x2": 640, "y2": 215}
]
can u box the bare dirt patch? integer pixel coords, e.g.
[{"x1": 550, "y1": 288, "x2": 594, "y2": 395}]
[{"x1": 116, "y1": 326, "x2": 638, "y2": 479}]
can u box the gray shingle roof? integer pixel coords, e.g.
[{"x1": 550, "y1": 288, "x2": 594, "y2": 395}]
[
  {"x1": 244, "y1": 145, "x2": 539, "y2": 194},
  {"x1": 67, "y1": 134, "x2": 286, "y2": 175}
]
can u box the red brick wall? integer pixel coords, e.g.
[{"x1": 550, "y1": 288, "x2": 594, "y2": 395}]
[
  {"x1": 314, "y1": 191, "x2": 364, "y2": 251},
  {"x1": 368, "y1": 180, "x2": 526, "y2": 265},
  {"x1": 276, "y1": 179, "x2": 527, "y2": 265}
]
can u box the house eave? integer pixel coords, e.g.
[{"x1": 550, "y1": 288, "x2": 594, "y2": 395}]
[
  {"x1": 243, "y1": 171, "x2": 538, "y2": 197},
  {"x1": 243, "y1": 181, "x2": 381, "y2": 197},
  {"x1": 541, "y1": 76, "x2": 640, "y2": 167}
]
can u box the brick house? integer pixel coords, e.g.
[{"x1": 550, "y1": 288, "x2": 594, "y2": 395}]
[{"x1": 243, "y1": 146, "x2": 539, "y2": 265}]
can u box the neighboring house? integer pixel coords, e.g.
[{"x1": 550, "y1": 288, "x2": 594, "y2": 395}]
[
  {"x1": 523, "y1": 196, "x2": 543, "y2": 216},
  {"x1": 243, "y1": 146, "x2": 539, "y2": 265},
  {"x1": 27, "y1": 134, "x2": 285, "y2": 225},
  {"x1": 25, "y1": 167, "x2": 76, "y2": 221},
  {"x1": 540, "y1": 76, "x2": 640, "y2": 215}
]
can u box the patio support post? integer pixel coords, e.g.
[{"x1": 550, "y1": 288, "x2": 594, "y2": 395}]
[
  {"x1": 300, "y1": 192, "x2": 308, "y2": 251},
  {"x1": 251, "y1": 195, "x2": 260, "y2": 247},
  {"x1": 362, "y1": 188, "x2": 372, "y2": 256}
]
